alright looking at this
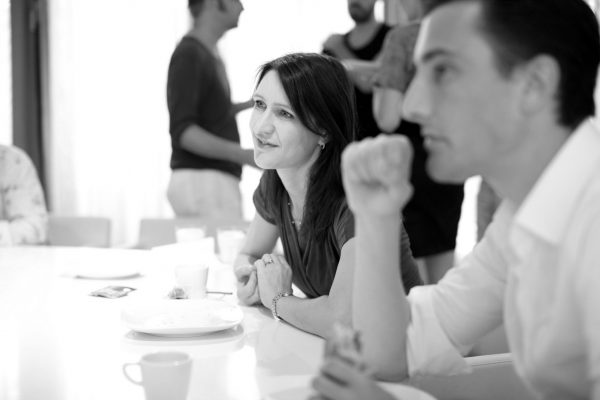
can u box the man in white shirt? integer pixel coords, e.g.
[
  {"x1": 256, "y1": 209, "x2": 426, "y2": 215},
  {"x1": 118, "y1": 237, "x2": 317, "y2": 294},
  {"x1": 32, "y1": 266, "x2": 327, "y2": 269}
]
[{"x1": 312, "y1": 0, "x2": 600, "y2": 399}]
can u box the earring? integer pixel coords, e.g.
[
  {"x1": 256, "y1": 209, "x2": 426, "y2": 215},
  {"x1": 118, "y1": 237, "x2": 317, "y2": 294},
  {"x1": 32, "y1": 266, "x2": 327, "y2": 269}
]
[{"x1": 319, "y1": 142, "x2": 325, "y2": 150}]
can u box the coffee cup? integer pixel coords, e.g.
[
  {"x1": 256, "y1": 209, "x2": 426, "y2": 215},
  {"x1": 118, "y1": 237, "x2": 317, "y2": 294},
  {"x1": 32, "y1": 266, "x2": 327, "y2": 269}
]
[{"x1": 123, "y1": 351, "x2": 192, "y2": 400}]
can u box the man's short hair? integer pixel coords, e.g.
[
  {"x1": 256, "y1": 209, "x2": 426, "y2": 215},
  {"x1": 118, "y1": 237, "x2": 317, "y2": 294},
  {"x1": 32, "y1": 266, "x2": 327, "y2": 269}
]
[{"x1": 426, "y1": 0, "x2": 600, "y2": 129}]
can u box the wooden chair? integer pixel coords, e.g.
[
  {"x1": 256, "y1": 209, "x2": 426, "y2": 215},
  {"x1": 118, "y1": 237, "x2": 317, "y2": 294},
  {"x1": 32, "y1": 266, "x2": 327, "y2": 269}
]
[{"x1": 48, "y1": 215, "x2": 112, "y2": 248}]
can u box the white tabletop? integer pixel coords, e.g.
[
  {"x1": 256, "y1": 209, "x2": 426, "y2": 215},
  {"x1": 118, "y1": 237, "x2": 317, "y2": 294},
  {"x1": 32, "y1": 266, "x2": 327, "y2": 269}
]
[{"x1": 0, "y1": 246, "x2": 435, "y2": 400}]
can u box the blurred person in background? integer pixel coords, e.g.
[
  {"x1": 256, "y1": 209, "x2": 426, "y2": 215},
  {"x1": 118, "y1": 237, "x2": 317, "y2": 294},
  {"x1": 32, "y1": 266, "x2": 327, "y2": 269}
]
[
  {"x1": 166, "y1": 0, "x2": 257, "y2": 219},
  {"x1": 371, "y1": 0, "x2": 463, "y2": 283},
  {"x1": 234, "y1": 53, "x2": 422, "y2": 339},
  {"x1": 0, "y1": 145, "x2": 47, "y2": 246},
  {"x1": 323, "y1": 0, "x2": 391, "y2": 141}
]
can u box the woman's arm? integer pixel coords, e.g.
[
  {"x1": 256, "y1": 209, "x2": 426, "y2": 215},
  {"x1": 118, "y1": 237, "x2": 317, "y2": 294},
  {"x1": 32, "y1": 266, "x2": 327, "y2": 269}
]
[
  {"x1": 234, "y1": 214, "x2": 278, "y2": 305},
  {"x1": 232, "y1": 99, "x2": 254, "y2": 114},
  {"x1": 373, "y1": 87, "x2": 404, "y2": 133},
  {"x1": 256, "y1": 239, "x2": 356, "y2": 339}
]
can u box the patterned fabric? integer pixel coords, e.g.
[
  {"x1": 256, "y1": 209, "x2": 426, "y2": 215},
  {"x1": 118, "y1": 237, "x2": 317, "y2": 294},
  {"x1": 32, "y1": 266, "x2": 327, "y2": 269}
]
[
  {"x1": 0, "y1": 145, "x2": 48, "y2": 246},
  {"x1": 373, "y1": 23, "x2": 420, "y2": 92}
]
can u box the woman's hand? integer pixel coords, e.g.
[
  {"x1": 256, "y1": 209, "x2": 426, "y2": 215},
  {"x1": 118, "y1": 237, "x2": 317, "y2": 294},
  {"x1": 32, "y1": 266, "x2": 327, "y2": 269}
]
[
  {"x1": 255, "y1": 253, "x2": 293, "y2": 309},
  {"x1": 311, "y1": 359, "x2": 397, "y2": 400},
  {"x1": 234, "y1": 264, "x2": 261, "y2": 305}
]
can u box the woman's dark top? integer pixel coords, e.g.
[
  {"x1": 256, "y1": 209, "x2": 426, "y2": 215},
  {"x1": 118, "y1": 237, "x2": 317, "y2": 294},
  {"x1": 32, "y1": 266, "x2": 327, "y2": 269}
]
[{"x1": 253, "y1": 174, "x2": 422, "y2": 298}]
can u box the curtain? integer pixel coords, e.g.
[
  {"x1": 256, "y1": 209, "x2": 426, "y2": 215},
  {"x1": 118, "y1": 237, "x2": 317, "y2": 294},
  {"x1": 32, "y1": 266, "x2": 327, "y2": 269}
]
[
  {"x1": 46, "y1": 0, "x2": 354, "y2": 245},
  {"x1": 0, "y1": 0, "x2": 10, "y2": 145}
]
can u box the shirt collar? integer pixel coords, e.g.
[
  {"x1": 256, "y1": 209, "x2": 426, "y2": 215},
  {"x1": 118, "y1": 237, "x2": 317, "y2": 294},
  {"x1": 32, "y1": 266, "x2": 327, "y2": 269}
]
[{"x1": 514, "y1": 119, "x2": 600, "y2": 244}]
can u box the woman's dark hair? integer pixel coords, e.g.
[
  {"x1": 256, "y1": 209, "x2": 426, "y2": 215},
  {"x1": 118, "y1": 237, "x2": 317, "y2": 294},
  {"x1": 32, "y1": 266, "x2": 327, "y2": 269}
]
[
  {"x1": 426, "y1": 0, "x2": 600, "y2": 129},
  {"x1": 255, "y1": 53, "x2": 357, "y2": 241}
]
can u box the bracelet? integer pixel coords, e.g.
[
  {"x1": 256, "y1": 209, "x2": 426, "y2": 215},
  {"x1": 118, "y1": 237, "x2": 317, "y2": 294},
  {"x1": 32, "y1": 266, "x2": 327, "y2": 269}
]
[{"x1": 271, "y1": 290, "x2": 293, "y2": 321}]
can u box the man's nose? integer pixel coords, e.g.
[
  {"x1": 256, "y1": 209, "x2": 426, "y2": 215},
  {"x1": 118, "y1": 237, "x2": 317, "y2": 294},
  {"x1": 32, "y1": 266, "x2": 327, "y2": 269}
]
[{"x1": 402, "y1": 75, "x2": 429, "y2": 126}]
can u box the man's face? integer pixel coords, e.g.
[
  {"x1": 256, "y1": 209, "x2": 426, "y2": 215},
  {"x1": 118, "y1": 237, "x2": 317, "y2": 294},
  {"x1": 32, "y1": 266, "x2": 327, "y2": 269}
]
[
  {"x1": 347, "y1": 0, "x2": 377, "y2": 23},
  {"x1": 403, "y1": 1, "x2": 526, "y2": 183},
  {"x1": 220, "y1": 0, "x2": 244, "y2": 29}
]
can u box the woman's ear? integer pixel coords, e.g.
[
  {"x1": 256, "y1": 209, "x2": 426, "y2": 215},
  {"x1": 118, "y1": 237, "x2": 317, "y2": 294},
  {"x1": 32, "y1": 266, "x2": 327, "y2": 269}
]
[{"x1": 318, "y1": 135, "x2": 329, "y2": 150}]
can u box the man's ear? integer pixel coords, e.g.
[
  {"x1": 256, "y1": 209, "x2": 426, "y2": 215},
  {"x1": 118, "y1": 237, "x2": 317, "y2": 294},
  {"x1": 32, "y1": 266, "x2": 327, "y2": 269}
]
[{"x1": 518, "y1": 54, "x2": 560, "y2": 116}]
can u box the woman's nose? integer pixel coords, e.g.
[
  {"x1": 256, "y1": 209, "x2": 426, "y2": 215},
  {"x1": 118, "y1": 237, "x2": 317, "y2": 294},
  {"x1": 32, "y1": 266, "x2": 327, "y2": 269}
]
[{"x1": 250, "y1": 109, "x2": 275, "y2": 136}]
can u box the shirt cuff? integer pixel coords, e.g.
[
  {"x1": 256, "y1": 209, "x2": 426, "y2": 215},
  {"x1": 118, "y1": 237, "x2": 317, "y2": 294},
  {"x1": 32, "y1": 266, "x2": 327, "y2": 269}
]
[{"x1": 406, "y1": 285, "x2": 472, "y2": 377}]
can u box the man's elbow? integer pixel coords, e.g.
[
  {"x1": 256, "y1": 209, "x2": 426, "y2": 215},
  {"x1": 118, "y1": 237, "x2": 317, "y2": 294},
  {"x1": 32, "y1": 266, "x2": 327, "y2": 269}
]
[
  {"x1": 367, "y1": 353, "x2": 409, "y2": 382},
  {"x1": 374, "y1": 114, "x2": 401, "y2": 133}
]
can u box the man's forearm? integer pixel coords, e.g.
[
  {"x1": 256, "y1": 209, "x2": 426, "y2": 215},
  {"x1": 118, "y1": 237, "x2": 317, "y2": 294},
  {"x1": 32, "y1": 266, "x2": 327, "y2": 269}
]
[
  {"x1": 354, "y1": 213, "x2": 410, "y2": 381},
  {"x1": 179, "y1": 125, "x2": 256, "y2": 167}
]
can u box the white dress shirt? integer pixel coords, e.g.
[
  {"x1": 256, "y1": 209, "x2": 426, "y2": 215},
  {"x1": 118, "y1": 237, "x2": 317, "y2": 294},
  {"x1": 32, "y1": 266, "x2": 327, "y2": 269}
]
[
  {"x1": 406, "y1": 120, "x2": 600, "y2": 400},
  {"x1": 0, "y1": 145, "x2": 48, "y2": 246}
]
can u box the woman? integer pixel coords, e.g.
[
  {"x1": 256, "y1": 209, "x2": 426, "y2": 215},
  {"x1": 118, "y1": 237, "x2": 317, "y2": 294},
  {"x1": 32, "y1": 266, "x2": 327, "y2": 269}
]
[{"x1": 234, "y1": 53, "x2": 422, "y2": 338}]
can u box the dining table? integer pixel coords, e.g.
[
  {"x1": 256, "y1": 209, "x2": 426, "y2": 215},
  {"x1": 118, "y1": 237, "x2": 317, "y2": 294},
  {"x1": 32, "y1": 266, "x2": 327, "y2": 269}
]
[{"x1": 0, "y1": 246, "x2": 436, "y2": 400}]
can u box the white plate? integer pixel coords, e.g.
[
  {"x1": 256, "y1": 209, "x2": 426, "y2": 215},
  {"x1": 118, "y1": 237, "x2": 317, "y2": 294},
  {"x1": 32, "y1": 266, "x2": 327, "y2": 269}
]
[
  {"x1": 75, "y1": 264, "x2": 140, "y2": 279},
  {"x1": 56, "y1": 247, "x2": 145, "y2": 279},
  {"x1": 121, "y1": 298, "x2": 243, "y2": 336}
]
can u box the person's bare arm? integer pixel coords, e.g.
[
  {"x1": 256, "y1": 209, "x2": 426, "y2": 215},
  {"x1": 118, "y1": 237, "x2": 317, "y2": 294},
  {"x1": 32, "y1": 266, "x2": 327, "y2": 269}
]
[
  {"x1": 232, "y1": 99, "x2": 254, "y2": 114},
  {"x1": 373, "y1": 87, "x2": 404, "y2": 133},
  {"x1": 179, "y1": 125, "x2": 257, "y2": 168},
  {"x1": 234, "y1": 214, "x2": 279, "y2": 305},
  {"x1": 256, "y1": 239, "x2": 356, "y2": 338},
  {"x1": 342, "y1": 135, "x2": 414, "y2": 380}
]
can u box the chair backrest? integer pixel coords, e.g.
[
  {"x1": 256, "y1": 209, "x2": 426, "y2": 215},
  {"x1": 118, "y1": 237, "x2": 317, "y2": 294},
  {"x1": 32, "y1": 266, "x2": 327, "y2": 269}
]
[
  {"x1": 137, "y1": 217, "x2": 249, "y2": 249},
  {"x1": 48, "y1": 215, "x2": 112, "y2": 248},
  {"x1": 468, "y1": 324, "x2": 509, "y2": 357},
  {"x1": 406, "y1": 353, "x2": 537, "y2": 400}
]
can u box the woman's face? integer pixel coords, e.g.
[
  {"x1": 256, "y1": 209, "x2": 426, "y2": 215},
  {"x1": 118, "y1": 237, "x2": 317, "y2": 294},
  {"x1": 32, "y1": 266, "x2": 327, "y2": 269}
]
[{"x1": 250, "y1": 70, "x2": 323, "y2": 171}]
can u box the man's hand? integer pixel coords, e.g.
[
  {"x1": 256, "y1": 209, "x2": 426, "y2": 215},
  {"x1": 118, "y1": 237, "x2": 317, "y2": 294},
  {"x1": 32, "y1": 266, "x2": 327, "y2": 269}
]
[
  {"x1": 342, "y1": 134, "x2": 413, "y2": 217},
  {"x1": 242, "y1": 148, "x2": 260, "y2": 169},
  {"x1": 311, "y1": 359, "x2": 397, "y2": 400}
]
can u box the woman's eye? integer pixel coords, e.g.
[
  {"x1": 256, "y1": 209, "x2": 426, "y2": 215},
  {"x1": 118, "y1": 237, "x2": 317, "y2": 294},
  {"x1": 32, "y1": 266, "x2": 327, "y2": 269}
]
[
  {"x1": 278, "y1": 109, "x2": 294, "y2": 119},
  {"x1": 253, "y1": 99, "x2": 266, "y2": 110}
]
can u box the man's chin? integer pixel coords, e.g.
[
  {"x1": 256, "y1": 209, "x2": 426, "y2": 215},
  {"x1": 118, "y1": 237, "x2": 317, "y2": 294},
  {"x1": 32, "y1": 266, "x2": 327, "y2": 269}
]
[{"x1": 426, "y1": 164, "x2": 467, "y2": 184}]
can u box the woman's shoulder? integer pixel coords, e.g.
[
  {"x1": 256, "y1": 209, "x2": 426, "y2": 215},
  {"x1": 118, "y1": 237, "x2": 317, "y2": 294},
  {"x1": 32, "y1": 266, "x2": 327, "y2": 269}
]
[{"x1": 331, "y1": 199, "x2": 355, "y2": 246}]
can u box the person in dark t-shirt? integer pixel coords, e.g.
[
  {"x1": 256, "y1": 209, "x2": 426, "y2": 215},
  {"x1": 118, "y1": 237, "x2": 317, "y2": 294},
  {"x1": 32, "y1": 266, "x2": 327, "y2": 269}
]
[
  {"x1": 166, "y1": 0, "x2": 257, "y2": 219},
  {"x1": 233, "y1": 53, "x2": 422, "y2": 339},
  {"x1": 322, "y1": 0, "x2": 391, "y2": 140}
]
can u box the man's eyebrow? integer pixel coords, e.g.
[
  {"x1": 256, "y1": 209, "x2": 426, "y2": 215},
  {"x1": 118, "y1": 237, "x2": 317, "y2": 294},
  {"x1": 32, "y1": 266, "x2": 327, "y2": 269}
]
[{"x1": 416, "y1": 48, "x2": 455, "y2": 65}]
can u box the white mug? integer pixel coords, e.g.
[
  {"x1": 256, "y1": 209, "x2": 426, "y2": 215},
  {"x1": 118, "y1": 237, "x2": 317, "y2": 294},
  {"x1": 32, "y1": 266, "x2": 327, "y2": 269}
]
[
  {"x1": 123, "y1": 351, "x2": 192, "y2": 400},
  {"x1": 175, "y1": 226, "x2": 206, "y2": 243}
]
